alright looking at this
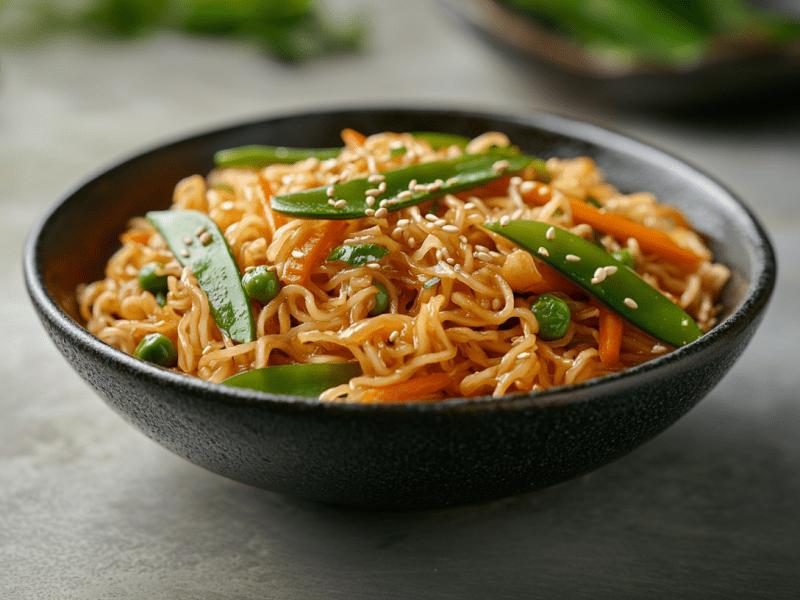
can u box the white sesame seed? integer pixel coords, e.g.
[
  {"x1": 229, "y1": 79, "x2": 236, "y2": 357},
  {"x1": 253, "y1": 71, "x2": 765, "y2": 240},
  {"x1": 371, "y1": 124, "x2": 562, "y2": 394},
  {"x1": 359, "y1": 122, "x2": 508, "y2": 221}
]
[
  {"x1": 365, "y1": 187, "x2": 381, "y2": 197},
  {"x1": 397, "y1": 190, "x2": 413, "y2": 200},
  {"x1": 624, "y1": 297, "x2": 639, "y2": 309},
  {"x1": 491, "y1": 298, "x2": 502, "y2": 310},
  {"x1": 365, "y1": 208, "x2": 375, "y2": 217},
  {"x1": 366, "y1": 262, "x2": 380, "y2": 269},
  {"x1": 489, "y1": 251, "x2": 501, "y2": 258},
  {"x1": 538, "y1": 247, "x2": 549, "y2": 257},
  {"x1": 375, "y1": 207, "x2": 389, "y2": 218},
  {"x1": 221, "y1": 201, "x2": 234, "y2": 210},
  {"x1": 492, "y1": 159, "x2": 510, "y2": 173},
  {"x1": 396, "y1": 219, "x2": 410, "y2": 227},
  {"x1": 328, "y1": 198, "x2": 336, "y2": 206},
  {"x1": 475, "y1": 245, "x2": 489, "y2": 253},
  {"x1": 476, "y1": 252, "x2": 494, "y2": 262},
  {"x1": 334, "y1": 199, "x2": 347, "y2": 209},
  {"x1": 510, "y1": 176, "x2": 522, "y2": 186},
  {"x1": 378, "y1": 181, "x2": 387, "y2": 192},
  {"x1": 367, "y1": 174, "x2": 385, "y2": 183},
  {"x1": 425, "y1": 214, "x2": 438, "y2": 222},
  {"x1": 446, "y1": 177, "x2": 459, "y2": 186},
  {"x1": 434, "y1": 219, "x2": 447, "y2": 227},
  {"x1": 539, "y1": 185, "x2": 550, "y2": 194},
  {"x1": 267, "y1": 265, "x2": 277, "y2": 272},
  {"x1": 414, "y1": 184, "x2": 427, "y2": 193},
  {"x1": 387, "y1": 198, "x2": 399, "y2": 206},
  {"x1": 180, "y1": 249, "x2": 190, "y2": 257},
  {"x1": 326, "y1": 186, "x2": 336, "y2": 197},
  {"x1": 604, "y1": 266, "x2": 618, "y2": 276},
  {"x1": 182, "y1": 236, "x2": 193, "y2": 245},
  {"x1": 592, "y1": 267, "x2": 607, "y2": 284},
  {"x1": 199, "y1": 232, "x2": 212, "y2": 245},
  {"x1": 459, "y1": 235, "x2": 468, "y2": 244},
  {"x1": 442, "y1": 224, "x2": 460, "y2": 233},
  {"x1": 365, "y1": 197, "x2": 375, "y2": 207},
  {"x1": 392, "y1": 227, "x2": 403, "y2": 239},
  {"x1": 408, "y1": 179, "x2": 417, "y2": 190},
  {"x1": 379, "y1": 199, "x2": 388, "y2": 208},
  {"x1": 464, "y1": 202, "x2": 475, "y2": 210},
  {"x1": 520, "y1": 181, "x2": 536, "y2": 193},
  {"x1": 195, "y1": 226, "x2": 206, "y2": 237},
  {"x1": 446, "y1": 257, "x2": 455, "y2": 265},
  {"x1": 652, "y1": 344, "x2": 667, "y2": 353},
  {"x1": 291, "y1": 250, "x2": 304, "y2": 259},
  {"x1": 245, "y1": 266, "x2": 255, "y2": 272},
  {"x1": 389, "y1": 330, "x2": 400, "y2": 342},
  {"x1": 681, "y1": 319, "x2": 689, "y2": 326},
  {"x1": 500, "y1": 215, "x2": 511, "y2": 226},
  {"x1": 408, "y1": 237, "x2": 416, "y2": 247},
  {"x1": 565, "y1": 254, "x2": 580, "y2": 262},
  {"x1": 546, "y1": 226, "x2": 555, "y2": 240}
]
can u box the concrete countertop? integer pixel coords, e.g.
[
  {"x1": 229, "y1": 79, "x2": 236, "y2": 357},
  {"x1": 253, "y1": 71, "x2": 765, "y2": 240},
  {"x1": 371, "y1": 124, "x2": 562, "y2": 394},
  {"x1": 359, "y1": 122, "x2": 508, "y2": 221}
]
[{"x1": 2, "y1": 1, "x2": 799, "y2": 597}]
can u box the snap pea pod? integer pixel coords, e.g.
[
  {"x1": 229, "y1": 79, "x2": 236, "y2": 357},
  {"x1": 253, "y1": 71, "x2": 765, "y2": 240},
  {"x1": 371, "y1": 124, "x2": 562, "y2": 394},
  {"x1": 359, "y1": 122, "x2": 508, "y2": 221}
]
[
  {"x1": 222, "y1": 363, "x2": 363, "y2": 397},
  {"x1": 214, "y1": 145, "x2": 342, "y2": 168},
  {"x1": 484, "y1": 220, "x2": 703, "y2": 346},
  {"x1": 212, "y1": 132, "x2": 472, "y2": 169},
  {"x1": 271, "y1": 149, "x2": 537, "y2": 220},
  {"x1": 146, "y1": 210, "x2": 255, "y2": 344}
]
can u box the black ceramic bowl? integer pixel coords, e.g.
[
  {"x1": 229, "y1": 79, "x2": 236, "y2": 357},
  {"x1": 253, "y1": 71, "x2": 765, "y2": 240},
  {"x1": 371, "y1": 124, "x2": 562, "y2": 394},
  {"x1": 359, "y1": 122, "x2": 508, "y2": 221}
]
[{"x1": 24, "y1": 107, "x2": 775, "y2": 508}]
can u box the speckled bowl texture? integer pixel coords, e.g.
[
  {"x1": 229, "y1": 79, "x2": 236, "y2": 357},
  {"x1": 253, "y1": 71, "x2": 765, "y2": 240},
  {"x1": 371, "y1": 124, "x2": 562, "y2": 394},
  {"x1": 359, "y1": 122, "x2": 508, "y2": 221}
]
[{"x1": 25, "y1": 108, "x2": 776, "y2": 508}]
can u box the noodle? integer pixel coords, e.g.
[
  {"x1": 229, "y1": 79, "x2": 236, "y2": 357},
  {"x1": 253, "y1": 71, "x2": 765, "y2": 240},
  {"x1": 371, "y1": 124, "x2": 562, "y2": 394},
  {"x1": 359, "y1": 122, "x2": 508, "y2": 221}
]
[{"x1": 78, "y1": 131, "x2": 729, "y2": 402}]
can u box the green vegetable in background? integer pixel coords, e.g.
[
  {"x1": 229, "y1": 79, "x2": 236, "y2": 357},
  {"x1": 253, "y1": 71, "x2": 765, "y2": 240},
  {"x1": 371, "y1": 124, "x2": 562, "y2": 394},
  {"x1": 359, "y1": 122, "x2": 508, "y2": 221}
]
[
  {"x1": 134, "y1": 333, "x2": 178, "y2": 367},
  {"x1": 2, "y1": 0, "x2": 366, "y2": 63},
  {"x1": 271, "y1": 148, "x2": 542, "y2": 220},
  {"x1": 138, "y1": 261, "x2": 170, "y2": 295},
  {"x1": 368, "y1": 281, "x2": 389, "y2": 317},
  {"x1": 327, "y1": 244, "x2": 389, "y2": 268},
  {"x1": 484, "y1": 220, "x2": 703, "y2": 346},
  {"x1": 146, "y1": 209, "x2": 256, "y2": 344},
  {"x1": 222, "y1": 362, "x2": 362, "y2": 396}
]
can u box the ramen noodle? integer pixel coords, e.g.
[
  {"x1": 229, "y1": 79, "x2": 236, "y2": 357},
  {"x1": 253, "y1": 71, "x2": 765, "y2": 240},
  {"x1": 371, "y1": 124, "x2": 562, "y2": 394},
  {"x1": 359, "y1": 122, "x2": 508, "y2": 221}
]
[{"x1": 78, "y1": 130, "x2": 729, "y2": 402}]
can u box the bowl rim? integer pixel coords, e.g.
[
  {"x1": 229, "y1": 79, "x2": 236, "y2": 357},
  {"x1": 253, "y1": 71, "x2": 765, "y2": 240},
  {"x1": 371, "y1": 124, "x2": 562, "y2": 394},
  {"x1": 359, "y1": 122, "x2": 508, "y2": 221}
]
[{"x1": 23, "y1": 105, "x2": 777, "y2": 415}]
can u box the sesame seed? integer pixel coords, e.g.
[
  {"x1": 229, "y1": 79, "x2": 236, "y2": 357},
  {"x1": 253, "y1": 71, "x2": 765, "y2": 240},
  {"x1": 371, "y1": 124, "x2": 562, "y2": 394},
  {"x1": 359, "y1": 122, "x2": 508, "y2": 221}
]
[
  {"x1": 334, "y1": 199, "x2": 347, "y2": 209},
  {"x1": 425, "y1": 214, "x2": 438, "y2": 222},
  {"x1": 489, "y1": 251, "x2": 501, "y2": 258},
  {"x1": 396, "y1": 219, "x2": 410, "y2": 227},
  {"x1": 365, "y1": 208, "x2": 375, "y2": 217},
  {"x1": 520, "y1": 181, "x2": 536, "y2": 193},
  {"x1": 180, "y1": 249, "x2": 190, "y2": 257},
  {"x1": 326, "y1": 186, "x2": 336, "y2": 197},
  {"x1": 446, "y1": 177, "x2": 459, "y2": 186},
  {"x1": 604, "y1": 266, "x2": 618, "y2": 276},
  {"x1": 375, "y1": 207, "x2": 388, "y2": 218},
  {"x1": 389, "y1": 330, "x2": 400, "y2": 342},
  {"x1": 476, "y1": 252, "x2": 494, "y2": 262},
  {"x1": 591, "y1": 267, "x2": 607, "y2": 285},
  {"x1": 624, "y1": 297, "x2": 638, "y2": 309},
  {"x1": 464, "y1": 202, "x2": 475, "y2": 210},
  {"x1": 414, "y1": 184, "x2": 427, "y2": 192},
  {"x1": 565, "y1": 254, "x2": 580, "y2": 262},
  {"x1": 475, "y1": 245, "x2": 489, "y2": 253},
  {"x1": 199, "y1": 232, "x2": 212, "y2": 245},
  {"x1": 195, "y1": 226, "x2": 206, "y2": 237},
  {"x1": 387, "y1": 198, "x2": 399, "y2": 206},
  {"x1": 379, "y1": 199, "x2": 388, "y2": 208},
  {"x1": 546, "y1": 226, "x2": 555, "y2": 240},
  {"x1": 459, "y1": 235, "x2": 468, "y2": 244},
  {"x1": 434, "y1": 219, "x2": 447, "y2": 227},
  {"x1": 408, "y1": 237, "x2": 416, "y2": 247},
  {"x1": 244, "y1": 266, "x2": 255, "y2": 272},
  {"x1": 537, "y1": 247, "x2": 549, "y2": 257},
  {"x1": 182, "y1": 236, "x2": 193, "y2": 246},
  {"x1": 328, "y1": 198, "x2": 336, "y2": 206},
  {"x1": 291, "y1": 250, "x2": 304, "y2": 259},
  {"x1": 365, "y1": 187, "x2": 381, "y2": 197},
  {"x1": 500, "y1": 215, "x2": 511, "y2": 226},
  {"x1": 221, "y1": 201, "x2": 234, "y2": 210},
  {"x1": 681, "y1": 319, "x2": 688, "y2": 326},
  {"x1": 539, "y1": 185, "x2": 550, "y2": 194},
  {"x1": 491, "y1": 298, "x2": 502, "y2": 310},
  {"x1": 446, "y1": 257, "x2": 455, "y2": 265},
  {"x1": 652, "y1": 344, "x2": 667, "y2": 353},
  {"x1": 267, "y1": 265, "x2": 277, "y2": 272},
  {"x1": 397, "y1": 190, "x2": 413, "y2": 200},
  {"x1": 378, "y1": 181, "x2": 387, "y2": 192},
  {"x1": 435, "y1": 249, "x2": 443, "y2": 261},
  {"x1": 510, "y1": 176, "x2": 522, "y2": 186},
  {"x1": 366, "y1": 262, "x2": 380, "y2": 269},
  {"x1": 392, "y1": 227, "x2": 403, "y2": 239},
  {"x1": 408, "y1": 179, "x2": 417, "y2": 190},
  {"x1": 367, "y1": 174, "x2": 385, "y2": 183},
  {"x1": 442, "y1": 225, "x2": 460, "y2": 234},
  {"x1": 365, "y1": 197, "x2": 375, "y2": 207},
  {"x1": 492, "y1": 159, "x2": 510, "y2": 173}
]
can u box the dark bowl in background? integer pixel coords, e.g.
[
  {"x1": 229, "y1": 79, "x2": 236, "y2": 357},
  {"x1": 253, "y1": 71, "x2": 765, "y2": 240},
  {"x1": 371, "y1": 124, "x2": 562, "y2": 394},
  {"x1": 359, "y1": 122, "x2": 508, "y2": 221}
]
[{"x1": 24, "y1": 107, "x2": 775, "y2": 508}]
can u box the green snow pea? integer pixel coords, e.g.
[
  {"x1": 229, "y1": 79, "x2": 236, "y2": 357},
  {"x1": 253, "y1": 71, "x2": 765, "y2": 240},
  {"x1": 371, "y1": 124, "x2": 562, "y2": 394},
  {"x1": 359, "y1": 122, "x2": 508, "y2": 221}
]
[
  {"x1": 222, "y1": 362, "x2": 363, "y2": 397},
  {"x1": 530, "y1": 294, "x2": 572, "y2": 340},
  {"x1": 146, "y1": 210, "x2": 255, "y2": 344},
  {"x1": 484, "y1": 220, "x2": 703, "y2": 346},
  {"x1": 214, "y1": 145, "x2": 342, "y2": 168},
  {"x1": 134, "y1": 333, "x2": 178, "y2": 368},
  {"x1": 327, "y1": 243, "x2": 389, "y2": 267},
  {"x1": 271, "y1": 148, "x2": 539, "y2": 220}
]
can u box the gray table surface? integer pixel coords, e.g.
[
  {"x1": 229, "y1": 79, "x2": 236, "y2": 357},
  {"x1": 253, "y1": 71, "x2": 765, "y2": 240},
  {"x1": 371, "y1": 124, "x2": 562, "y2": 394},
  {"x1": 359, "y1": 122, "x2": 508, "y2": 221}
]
[{"x1": 2, "y1": 1, "x2": 799, "y2": 598}]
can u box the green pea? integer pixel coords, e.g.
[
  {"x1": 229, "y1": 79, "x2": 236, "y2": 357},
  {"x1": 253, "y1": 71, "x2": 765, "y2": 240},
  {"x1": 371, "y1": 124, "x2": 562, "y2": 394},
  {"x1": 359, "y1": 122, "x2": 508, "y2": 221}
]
[
  {"x1": 134, "y1": 333, "x2": 178, "y2": 368},
  {"x1": 530, "y1": 294, "x2": 572, "y2": 340},
  {"x1": 138, "y1": 262, "x2": 169, "y2": 295},
  {"x1": 612, "y1": 248, "x2": 637, "y2": 270},
  {"x1": 369, "y1": 281, "x2": 389, "y2": 317},
  {"x1": 242, "y1": 266, "x2": 281, "y2": 303}
]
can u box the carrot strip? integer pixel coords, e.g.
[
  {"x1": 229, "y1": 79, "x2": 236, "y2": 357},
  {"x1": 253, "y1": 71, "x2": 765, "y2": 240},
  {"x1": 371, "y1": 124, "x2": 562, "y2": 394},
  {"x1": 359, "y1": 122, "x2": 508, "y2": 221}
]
[
  {"x1": 123, "y1": 232, "x2": 151, "y2": 245},
  {"x1": 362, "y1": 372, "x2": 451, "y2": 403},
  {"x1": 256, "y1": 174, "x2": 288, "y2": 236},
  {"x1": 341, "y1": 128, "x2": 367, "y2": 148},
  {"x1": 597, "y1": 305, "x2": 624, "y2": 366},
  {"x1": 521, "y1": 189, "x2": 702, "y2": 265},
  {"x1": 281, "y1": 220, "x2": 347, "y2": 286}
]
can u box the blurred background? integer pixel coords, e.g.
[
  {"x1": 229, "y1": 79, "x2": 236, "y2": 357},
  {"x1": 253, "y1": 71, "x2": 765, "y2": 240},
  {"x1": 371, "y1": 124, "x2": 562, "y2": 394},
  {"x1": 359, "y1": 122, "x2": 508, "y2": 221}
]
[{"x1": 2, "y1": 1, "x2": 799, "y2": 598}]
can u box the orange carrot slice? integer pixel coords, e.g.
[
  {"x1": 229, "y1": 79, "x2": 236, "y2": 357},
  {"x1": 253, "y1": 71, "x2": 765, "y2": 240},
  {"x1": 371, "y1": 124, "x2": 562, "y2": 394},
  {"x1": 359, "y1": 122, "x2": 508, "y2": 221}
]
[{"x1": 362, "y1": 372, "x2": 451, "y2": 403}]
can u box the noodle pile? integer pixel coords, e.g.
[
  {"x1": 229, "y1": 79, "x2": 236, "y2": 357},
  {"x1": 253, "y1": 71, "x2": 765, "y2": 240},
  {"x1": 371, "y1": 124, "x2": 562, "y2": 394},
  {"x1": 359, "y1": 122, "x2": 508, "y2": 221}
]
[{"x1": 78, "y1": 131, "x2": 729, "y2": 402}]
